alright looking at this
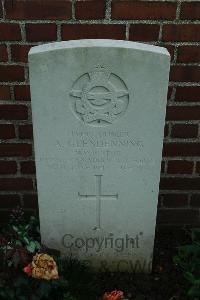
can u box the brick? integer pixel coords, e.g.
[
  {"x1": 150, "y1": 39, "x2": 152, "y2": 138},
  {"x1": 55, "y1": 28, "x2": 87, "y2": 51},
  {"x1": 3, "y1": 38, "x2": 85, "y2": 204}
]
[
  {"x1": 0, "y1": 65, "x2": 24, "y2": 82},
  {"x1": 112, "y1": 1, "x2": 176, "y2": 20},
  {"x1": 0, "y1": 105, "x2": 28, "y2": 120},
  {"x1": 190, "y1": 195, "x2": 200, "y2": 208},
  {"x1": 26, "y1": 24, "x2": 57, "y2": 42},
  {"x1": 0, "y1": 161, "x2": 17, "y2": 174},
  {"x1": 196, "y1": 162, "x2": 200, "y2": 174},
  {"x1": 11, "y1": 45, "x2": 32, "y2": 63},
  {"x1": 19, "y1": 125, "x2": 33, "y2": 139},
  {"x1": 0, "y1": 45, "x2": 8, "y2": 62},
  {"x1": 177, "y1": 46, "x2": 200, "y2": 63},
  {"x1": 0, "y1": 178, "x2": 33, "y2": 191},
  {"x1": 166, "y1": 106, "x2": 200, "y2": 121},
  {"x1": 164, "y1": 124, "x2": 169, "y2": 137},
  {"x1": 157, "y1": 209, "x2": 199, "y2": 225},
  {"x1": 0, "y1": 194, "x2": 21, "y2": 208},
  {"x1": 0, "y1": 210, "x2": 12, "y2": 224},
  {"x1": 167, "y1": 87, "x2": 173, "y2": 101},
  {"x1": 20, "y1": 161, "x2": 36, "y2": 174},
  {"x1": 0, "y1": 2, "x2": 2, "y2": 18},
  {"x1": 0, "y1": 86, "x2": 10, "y2": 100},
  {"x1": 170, "y1": 66, "x2": 200, "y2": 82},
  {"x1": 175, "y1": 87, "x2": 200, "y2": 102},
  {"x1": 0, "y1": 23, "x2": 21, "y2": 41},
  {"x1": 23, "y1": 194, "x2": 38, "y2": 209},
  {"x1": 76, "y1": 0, "x2": 105, "y2": 19},
  {"x1": 0, "y1": 124, "x2": 15, "y2": 139},
  {"x1": 0, "y1": 144, "x2": 32, "y2": 157},
  {"x1": 163, "y1": 143, "x2": 200, "y2": 157},
  {"x1": 160, "y1": 177, "x2": 200, "y2": 190},
  {"x1": 158, "y1": 195, "x2": 162, "y2": 208},
  {"x1": 167, "y1": 160, "x2": 193, "y2": 174},
  {"x1": 161, "y1": 161, "x2": 165, "y2": 173},
  {"x1": 14, "y1": 85, "x2": 31, "y2": 101},
  {"x1": 162, "y1": 25, "x2": 200, "y2": 42},
  {"x1": 165, "y1": 45, "x2": 175, "y2": 62},
  {"x1": 5, "y1": 0, "x2": 71, "y2": 20},
  {"x1": 162, "y1": 194, "x2": 188, "y2": 208},
  {"x1": 181, "y1": 2, "x2": 200, "y2": 20},
  {"x1": 171, "y1": 124, "x2": 198, "y2": 139},
  {"x1": 129, "y1": 24, "x2": 160, "y2": 42},
  {"x1": 62, "y1": 24, "x2": 125, "y2": 40}
]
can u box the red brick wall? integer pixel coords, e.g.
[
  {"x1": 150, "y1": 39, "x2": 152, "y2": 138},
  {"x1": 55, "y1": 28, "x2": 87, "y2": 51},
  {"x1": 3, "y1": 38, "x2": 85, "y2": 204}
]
[{"x1": 0, "y1": 0, "x2": 200, "y2": 227}]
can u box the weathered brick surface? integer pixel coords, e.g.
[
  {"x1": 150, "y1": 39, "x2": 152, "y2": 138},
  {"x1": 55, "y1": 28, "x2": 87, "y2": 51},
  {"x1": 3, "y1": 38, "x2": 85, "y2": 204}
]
[
  {"x1": 175, "y1": 87, "x2": 200, "y2": 102},
  {"x1": 0, "y1": 105, "x2": 28, "y2": 120},
  {"x1": 0, "y1": 144, "x2": 32, "y2": 157},
  {"x1": 160, "y1": 178, "x2": 200, "y2": 191},
  {"x1": 0, "y1": 0, "x2": 199, "y2": 227},
  {"x1": 0, "y1": 86, "x2": 10, "y2": 100},
  {"x1": 163, "y1": 143, "x2": 200, "y2": 157},
  {"x1": 0, "y1": 45, "x2": 8, "y2": 62},
  {"x1": 129, "y1": 24, "x2": 159, "y2": 41},
  {"x1": 162, "y1": 24, "x2": 200, "y2": 42},
  {"x1": 180, "y1": 2, "x2": 200, "y2": 20},
  {"x1": 62, "y1": 24, "x2": 125, "y2": 40},
  {"x1": 23, "y1": 194, "x2": 38, "y2": 210},
  {"x1": 166, "y1": 106, "x2": 200, "y2": 121},
  {"x1": 20, "y1": 161, "x2": 36, "y2": 174},
  {"x1": 0, "y1": 161, "x2": 17, "y2": 174},
  {"x1": 171, "y1": 124, "x2": 198, "y2": 139},
  {"x1": 26, "y1": 24, "x2": 57, "y2": 42},
  {"x1": 11, "y1": 45, "x2": 32, "y2": 63},
  {"x1": 0, "y1": 65, "x2": 24, "y2": 82},
  {"x1": 167, "y1": 161, "x2": 194, "y2": 174},
  {"x1": 112, "y1": 1, "x2": 177, "y2": 20},
  {"x1": 0, "y1": 23, "x2": 21, "y2": 41},
  {"x1": 14, "y1": 85, "x2": 31, "y2": 101},
  {"x1": 5, "y1": 0, "x2": 72, "y2": 20},
  {"x1": 161, "y1": 194, "x2": 188, "y2": 208},
  {"x1": 0, "y1": 194, "x2": 21, "y2": 208},
  {"x1": 0, "y1": 124, "x2": 15, "y2": 139},
  {"x1": 170, "y1": 66, "x2": 200, "y2": 82},
  {"x1": 19, "y1": 125, "x2": 33, "y2": 139},
  {"x1": 190, "y1": 195, "x2": 200, "y2": 208},
  {"x1": 157, "y1": 209, "x2": 199, "y2": 225},
  {"x1": 0, "y1": 178, "x2": 33, "y2": 191},
  {"x1": 177, "y1": 46, "x2": 200, "y2": 63},
  {"x1": 76, "y1": 0, "x2": 105, "y2": 19}
]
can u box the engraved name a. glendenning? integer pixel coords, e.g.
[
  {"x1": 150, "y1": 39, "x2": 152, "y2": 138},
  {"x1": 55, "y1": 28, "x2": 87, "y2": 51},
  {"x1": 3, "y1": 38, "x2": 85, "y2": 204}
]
[{"x1": 70, "y1": 65, "x2": 129, "y2": 126}]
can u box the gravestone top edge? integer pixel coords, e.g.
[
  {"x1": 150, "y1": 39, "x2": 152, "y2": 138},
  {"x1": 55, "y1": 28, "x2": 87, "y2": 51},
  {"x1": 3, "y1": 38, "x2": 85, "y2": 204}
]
[{"x1": 28, "y1": 39, "x2": 170, "y2": 57}]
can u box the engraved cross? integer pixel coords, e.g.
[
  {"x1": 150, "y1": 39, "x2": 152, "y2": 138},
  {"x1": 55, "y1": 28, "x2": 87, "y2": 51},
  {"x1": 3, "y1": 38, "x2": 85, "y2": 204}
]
[{"x1": 78, "y1": 175, "x2": 118, "y2": 229}]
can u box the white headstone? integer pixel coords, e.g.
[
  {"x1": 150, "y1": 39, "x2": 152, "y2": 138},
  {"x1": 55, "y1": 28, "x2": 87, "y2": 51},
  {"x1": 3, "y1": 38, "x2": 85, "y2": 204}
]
[{"x1": 29, "y1": 40, "x2": 170, "y2": 272}]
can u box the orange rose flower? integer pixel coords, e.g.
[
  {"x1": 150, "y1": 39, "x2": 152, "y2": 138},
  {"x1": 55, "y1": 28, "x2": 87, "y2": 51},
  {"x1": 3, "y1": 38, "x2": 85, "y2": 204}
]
[
  {"x1": 23, "y1": 253, "x2": 59, "y2": 280},
  {"x1": 103, "y1": 290, "x2": 124, "y2": 300}
]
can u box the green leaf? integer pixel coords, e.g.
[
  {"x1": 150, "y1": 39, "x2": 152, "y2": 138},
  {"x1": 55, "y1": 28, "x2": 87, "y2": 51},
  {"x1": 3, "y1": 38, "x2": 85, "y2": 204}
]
[
  {"x1": 192, "y1": 228, "x2": 200, "y2": 242},
  {"x1": 23, "y1": 236, "x2": 29, "y2": 245},
  {"x1": 34, "y1": 240, "x2": 41, "y2": 250},
  {"x1": 26, "y1": 240, "x2": 36, "y2": 253},
  {"x1": 184, "y1": 272, "x2": 195, "y2": 284},
  {"x1": 12, "y1": 225, "x2": 19, "y2": 232},
  {"x1": 15, "y1": 240, "x2": 22, "y2": 246}
]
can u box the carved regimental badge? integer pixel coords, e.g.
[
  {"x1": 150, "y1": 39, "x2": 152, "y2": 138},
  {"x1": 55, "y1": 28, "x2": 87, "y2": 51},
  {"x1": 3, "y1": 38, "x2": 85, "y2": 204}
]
[{"x1": 70, "y1": 65, "x2": 129, "y2": 126}]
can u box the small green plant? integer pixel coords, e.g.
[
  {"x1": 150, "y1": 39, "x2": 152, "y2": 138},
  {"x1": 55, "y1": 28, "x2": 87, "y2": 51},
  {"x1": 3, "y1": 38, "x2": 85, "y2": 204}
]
[
  {"x1": 0, "y1": 207, "x2": 102, "y2": 299},
  {"x1": 0, "y1": 207, "x2": 41, "y2": 270},
  {"x1": 0, "y1": 207, "x2": 76, "y2": 300},
  {"x1": 174, "y1": 228, "x2": 200, "y2": 299}
]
